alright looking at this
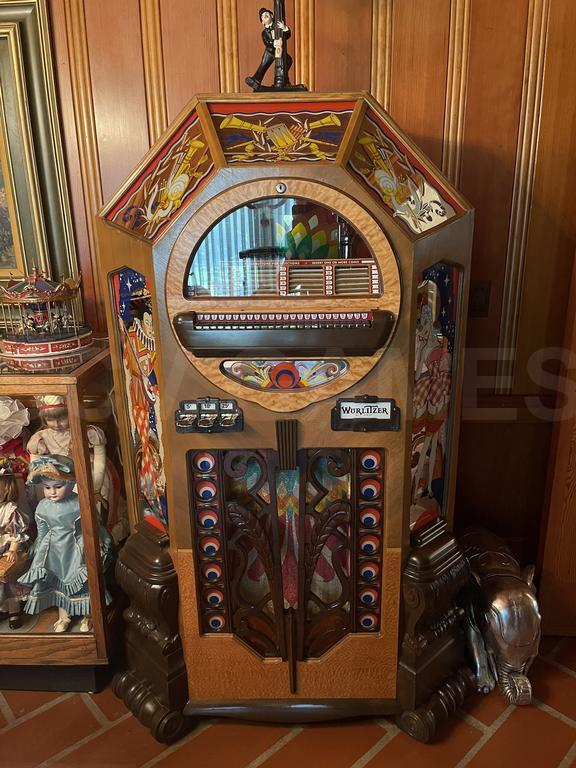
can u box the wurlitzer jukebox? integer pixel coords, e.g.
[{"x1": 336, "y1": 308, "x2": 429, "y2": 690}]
[{"x1": 98, "y1": 93, "x2": 474, "y2": 741}]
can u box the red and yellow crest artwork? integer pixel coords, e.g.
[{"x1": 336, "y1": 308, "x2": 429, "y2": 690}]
[
  {"x1": 210, "y1": 101, "x2": 354, "y2": 163},
  {"x1": 349, "y1": 110, "x2": 461, "y2": 235},
  {"x1": 107, "y1": 112, "x2": 214, "y2": 242}
]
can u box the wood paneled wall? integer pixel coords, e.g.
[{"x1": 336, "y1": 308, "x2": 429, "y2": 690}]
[{"x1": 47, "y1": 0, "x2": 576, "y2": 557}]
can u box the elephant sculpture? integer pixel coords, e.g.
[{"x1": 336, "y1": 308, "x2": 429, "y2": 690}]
[{"x1": 457, "y1": 527, "x2": 541, "y2": 705}]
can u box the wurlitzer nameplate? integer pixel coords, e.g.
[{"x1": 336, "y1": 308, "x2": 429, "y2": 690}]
[{"x1": 331, "y1": 396, "x2": 400, "y2": 432}]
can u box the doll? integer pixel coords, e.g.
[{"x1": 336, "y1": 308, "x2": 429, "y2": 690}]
[
  {"x1": 0, "y1": 457, "x2": 30, "y2": 629},
  {"x1": 18, "y1": 455, "x2": 114, "y2": 633},
  {"x1": 29, "y1": 395, "x2": 125, "y2": 541},
  {"x1": 0, "y1": 396, "x2": 30, "y2": 479}
]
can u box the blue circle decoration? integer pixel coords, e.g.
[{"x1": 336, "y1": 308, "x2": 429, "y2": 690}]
[
  {"x1": 208, "y1": 614, "x2": 225, "y2": 631},
  {"x1": 270, "y1": 362, "x2": 301, "y2": 389},
  {"x1": 200, "y1": 536, "x2": 221, "y2": 555},
  {"x1": 359, "y1": 613, "x2": 377, "y2": 630},
  {"x1": 202, "y1": 563, "x2": 222, "y2": 581},
  {"x1": 359, "y1": 588, "x2": 379, "y2": 606},
  {"x1": 198, "y1": 509, "x2": 219, "y2": 528},
  {"x1": 205, "y1": 589, "x2": 224, "y2": 606},
  {"x1": 359, "y1": 535, "x2": 379, "y2": 554},
  {"x1": 360, "y1": 451, "x2": 381, "y2": 471},
  {"x1": 196, "y1": 480, "x2": 217, "y2": 500},
  {"x1": 195, "y1": 452, "x2": 216, "y2": 473},
  {"x1": 360, "y1": 508, "x2": 381, "y2": 528},
  {"x1": 360, "y1": 562, "x2": 379, "y2": 580},
  {"x1": 360, "y1": 479, "x2": 381, "y2": 499}
]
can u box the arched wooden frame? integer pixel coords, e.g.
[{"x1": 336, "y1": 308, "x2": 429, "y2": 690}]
[{"x1": 166, "y1": 178, "x2": 401, "y2": 412}]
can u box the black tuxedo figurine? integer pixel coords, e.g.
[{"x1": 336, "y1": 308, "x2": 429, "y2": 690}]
[{"x1": 245, "y1": 5, "x2": 306, "y2": 92}]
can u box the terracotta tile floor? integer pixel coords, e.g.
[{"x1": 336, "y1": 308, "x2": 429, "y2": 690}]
[{"x1": 2, "y1": 636, "x2": 576, "y2": 768}]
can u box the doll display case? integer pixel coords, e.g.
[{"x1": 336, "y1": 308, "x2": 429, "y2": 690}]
[
  {"x1": 0, "y1": 344, "x2": 125, "y2": 690},
  {"x1": 97, "y1": 93, "x2": 474, "y2": 738}
]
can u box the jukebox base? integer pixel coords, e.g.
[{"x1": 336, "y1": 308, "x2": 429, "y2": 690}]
[
  {"x1": 114, "y1": 517, "x2": 475, "y2": 743},
  {"x1": 182, "y1": 673, "x2": 474, "y2": 740}
]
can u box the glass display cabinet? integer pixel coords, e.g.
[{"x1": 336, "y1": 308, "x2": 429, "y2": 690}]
[
  {"x1": 0, "y1": 345, "x2": 125, "y2": 690},
  {"x1": 97, "y1": 93, "x2": 474, "y2": 740}
]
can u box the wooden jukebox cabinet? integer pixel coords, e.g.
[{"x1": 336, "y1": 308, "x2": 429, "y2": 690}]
[{"x1": 98, "y1": 94, "x2": 473, "y2": 734}]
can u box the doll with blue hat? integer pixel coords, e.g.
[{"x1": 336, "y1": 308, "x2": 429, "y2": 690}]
[{"x1": 18, "y1": 455, "x2": 114, "y2": 633}]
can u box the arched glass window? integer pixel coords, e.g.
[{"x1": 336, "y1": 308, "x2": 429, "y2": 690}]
[{"x1": 184, "y1": 197, "x2": 379, "y2": 299}]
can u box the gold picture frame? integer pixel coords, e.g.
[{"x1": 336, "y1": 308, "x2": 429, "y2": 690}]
[{"x1": 0, "y1": 1, "x2": 77, "y2": 283}]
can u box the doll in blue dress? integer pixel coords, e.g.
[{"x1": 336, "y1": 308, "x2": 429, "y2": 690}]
[{"x1": 18, "y1": 455, "x2": 114, "y2": 633}]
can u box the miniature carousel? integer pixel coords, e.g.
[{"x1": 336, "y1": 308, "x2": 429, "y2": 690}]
[{"x1": 0, "y1": 270, "x2": 93, "y2": 371}]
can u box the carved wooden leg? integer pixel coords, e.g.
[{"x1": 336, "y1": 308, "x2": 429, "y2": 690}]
[
  {"x1": 113, "y1": 522, "x2": 193, "y2": 744},
  {"x1": 113, "y1": 670, "x2": 193, "y2": 744},
  {"x1": 396, "y1": 666, "x2": 476, "y2": 742}
]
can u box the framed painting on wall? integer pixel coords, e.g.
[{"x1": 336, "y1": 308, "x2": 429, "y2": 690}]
[
  {"x1": 0, "y1": 87, "x2": 26, "y2": 277},
  {"x1": 0, "y1": 1, "x2": 77, "y2": 283}
]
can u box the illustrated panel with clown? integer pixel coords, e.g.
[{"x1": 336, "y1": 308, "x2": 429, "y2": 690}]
[
  {"x1": 410, "y1": 263, "x2": 461, "y2": 532},
  {"x1": 112, "y1": 268, "x2": 168, "y2": 530}
]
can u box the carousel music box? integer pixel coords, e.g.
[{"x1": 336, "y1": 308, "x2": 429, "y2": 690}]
[
  {"x1": 0, "y1": 269, "x2": 93, "y2": 370},
  {"x1": 97, "y1": 91, "x2": 474, "y2": 741}
]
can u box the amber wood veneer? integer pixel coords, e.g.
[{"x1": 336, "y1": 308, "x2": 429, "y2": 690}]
[
  {"x1": 176, "y1": 547, "x2": 401, "y2": 701},
  {"x1": 166, "y1": 176, "x2": 401, "y2": 412}
]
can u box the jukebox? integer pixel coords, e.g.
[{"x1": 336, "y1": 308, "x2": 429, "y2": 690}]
[{"x1": 98, "y1": 93, "x2": 473, "y2": 734}]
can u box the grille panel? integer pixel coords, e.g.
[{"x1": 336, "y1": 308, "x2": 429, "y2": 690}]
[
  {"x1": 288, "y1": 266, "x2": 325, "y2": 295},
  {"x1": 335, "y1": 265, "x2": 371, "y2": 294}
]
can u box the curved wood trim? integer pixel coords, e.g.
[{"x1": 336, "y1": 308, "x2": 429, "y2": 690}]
[
  {"x1": 165, "y1": 177, "x2": 401, "y2": 412},
  {"x1": 442, "y1": 0, "x2": 471, "y2": 185},
  {"x1": 496, "y1": 0, "x2": 550, "y2": 393},
  {"x1": 139, "y1": 0, "x2": 168, "y2": 143},
  {"x1": 370, "y1": 0, "x2": 393, "y2": 110},
  {"x1": 63, "y1": 0, "x2": 105, "y2": 328},
  {"x1": 216, "y1": 0, "x2": 239, "y2": 93}
]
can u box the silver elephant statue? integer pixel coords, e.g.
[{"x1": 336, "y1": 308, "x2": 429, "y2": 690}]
[{"x1": 458, "y1": 527, "x2": 541, "y2": 705}]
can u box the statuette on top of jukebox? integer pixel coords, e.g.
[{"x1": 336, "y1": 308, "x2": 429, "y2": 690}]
[
  {"x1": 245, "y1": 2, "x2": 308, "y2": 92},
  {"x1": 98, "y1": 90, "x2": 473, "y2": 741}
]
